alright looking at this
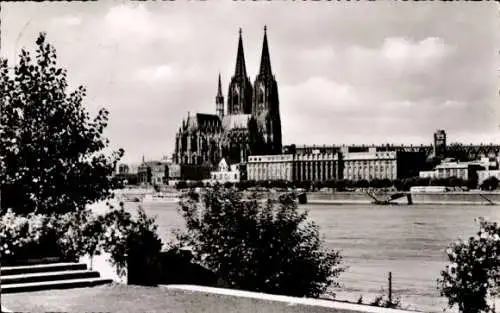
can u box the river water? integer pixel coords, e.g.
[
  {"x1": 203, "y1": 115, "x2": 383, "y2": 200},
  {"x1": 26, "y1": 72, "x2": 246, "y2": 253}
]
[{"x1": 129, "y1": 202, "x2": 500, "y2": 312}]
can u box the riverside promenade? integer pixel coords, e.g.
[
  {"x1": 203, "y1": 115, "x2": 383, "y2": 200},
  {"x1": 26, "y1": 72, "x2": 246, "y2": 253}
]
[{"x1": 2, "y1": 284, "x2": 420, "y2": 313}]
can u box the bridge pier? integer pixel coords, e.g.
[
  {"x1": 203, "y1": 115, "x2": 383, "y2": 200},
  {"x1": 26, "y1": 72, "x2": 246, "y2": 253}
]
[{"x1": 406, "y1": 193, "x2": 413, "y2": 205}]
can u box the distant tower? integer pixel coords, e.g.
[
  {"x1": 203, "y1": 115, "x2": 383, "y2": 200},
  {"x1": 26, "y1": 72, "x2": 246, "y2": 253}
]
[
  {"x1": 227, "y1": 28, "x2": 253, "y2": 115},
  {"x1": 216, "y1": 73, "x2": 224, "y2": 118},
  {"x1": 252, "y1": 25, "x2": 282, "y2": 154},
  {"x1": 433, "y1": 129, "x2": 447, "y2": 160}
]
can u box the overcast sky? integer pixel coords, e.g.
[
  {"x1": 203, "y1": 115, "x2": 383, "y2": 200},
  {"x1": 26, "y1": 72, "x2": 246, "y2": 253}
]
[{"x1": 1, "y1": 1, "x2": 499, "y2": 163}]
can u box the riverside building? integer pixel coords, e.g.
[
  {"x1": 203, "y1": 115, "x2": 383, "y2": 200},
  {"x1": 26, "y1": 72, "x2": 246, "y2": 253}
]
[
  {"x1": 247, "y1": 148, "x2": 424, "y2": 182},
  {"x1": 247, "y1": 154, "x2": 294, "y2": 181},
  {"x1": 342, "y1": 147, "x2": 425, "y2": 181},
  {"x1": 293, "y1": 151, "x2": 341, "y2": 182},
  {"x1": 210, "y1": 158, "x2": 241, "y2": 184}
]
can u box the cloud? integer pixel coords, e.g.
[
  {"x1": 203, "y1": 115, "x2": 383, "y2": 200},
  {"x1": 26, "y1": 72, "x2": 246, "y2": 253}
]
[
  {"x1": 381, "y1": 36, "x2": 454, "y2": 68},
  {"x1": 136, "y1": 65, "x2": 175, "y2": 82},
  {"x1": 299, "y1": 45, "x2": 336, "y2": 63},
  {"x1": 104, "y1": 4, "x2": 155, "y2": 38},
  {"x1": 2, "y1": 1, "x2": 496, "y2": 162},
  {"x1": 134, "y1": 64, "x2": 204, "y2": 83},
  {"x1": 282, "y1": 76, "x2": 360, "y2": 113},
  {"x1": 348, "y1": 36, "x2": 454, "y2": 77},
  {"x1": 52, "y1": 15, "x2": 82, "y2": 27}
]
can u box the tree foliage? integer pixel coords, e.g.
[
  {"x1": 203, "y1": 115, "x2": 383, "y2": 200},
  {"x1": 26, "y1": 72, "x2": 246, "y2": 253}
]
[
  {"x1": 175, "y1": 187, "x2": 344, "y2": 297},
  {"x1": 100, "y1": 202, "x2": 163, "y2": 278},
  {"x1": 438, "y1": 217, "x2": 500, "y2": 313},
  {"x1": 480, "y1": 177, "x2": 499, "y2": 191},
  {"x1": 0, "y1": 32, "x2": 124, "y2": 215}
]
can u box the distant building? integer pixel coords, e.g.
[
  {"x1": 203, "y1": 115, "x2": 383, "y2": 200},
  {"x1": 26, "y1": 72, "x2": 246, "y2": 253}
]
[
  {"x1": 419, "y1": 171, "x2": 436, "y2": 179},
  {"x1": 246, "y1": 148, "x2": 425, "y2": 183},
  {"x1": 210, "y1": 158, "x2": 241, "y2": 184},
  {"x1": 433, "y1": 130, "x2": 447, "y2": 160},
  {"x1": 342, "y1": 147, "x2": 426, "y2": 181},
  {"x1": 420, "y1": 157, "x2": 494, "y2": 182},
  {"x1": 117, "y1": 164, "x2": 129, "y2": 175},
  {"x1": 293, "y1": 152, "x2": 341, "y2": 182},
  {"x1": 247, "y1": 154, "x2": 294, "y2": 181},
  {"x1": 434, "y1": 161, "x2": 470, "y2": 180},
  {"x1": 138, "y1": 161, "x2": 168, "y2": 185},
  {"x1": 477, "y1": 169, "x2": 500, "y2": 186}
]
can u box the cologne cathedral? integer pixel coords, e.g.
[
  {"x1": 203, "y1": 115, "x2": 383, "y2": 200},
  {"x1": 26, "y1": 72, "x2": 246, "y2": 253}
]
[{"x1": 173, "y1": 27, "x2": 282, "y2": 169}]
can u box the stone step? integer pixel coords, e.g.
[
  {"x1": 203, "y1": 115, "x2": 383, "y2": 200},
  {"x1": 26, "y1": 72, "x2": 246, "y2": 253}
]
[
  {"x1": 1, "y1": 277, "x2": 113, "y2": 294},
  {"x1": 2, "y1": 262, "x2": 88, "y2": 276},
  {"x1": 2, "y1": 257, "x2": 65, "y2": 266},
  {"x1": 1, "y1": 269, "x2": 101, "y2": 285}
]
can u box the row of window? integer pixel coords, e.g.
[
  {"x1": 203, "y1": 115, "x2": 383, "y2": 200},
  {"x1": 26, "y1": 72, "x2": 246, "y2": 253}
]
[{"x1": 211, "y1": 173, "x2": 239, "y2": 180}]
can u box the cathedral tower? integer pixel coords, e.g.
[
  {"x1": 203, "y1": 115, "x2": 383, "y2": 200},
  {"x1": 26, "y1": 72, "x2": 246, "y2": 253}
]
[
  {"x1": 252, "y1": 26, "x2": 282, "y2": 154},
  {"x1": 216, "y1": 73, "x2": 224, "y2": 118},
  {"x1": 227, "y1": 28, "x2": 253, "y2": 115}
]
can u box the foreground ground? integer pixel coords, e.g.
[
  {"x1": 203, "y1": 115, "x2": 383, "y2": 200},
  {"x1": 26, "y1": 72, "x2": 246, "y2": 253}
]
[{"x1": 3, "y1": 284, "x2": 413, "y2": 313}]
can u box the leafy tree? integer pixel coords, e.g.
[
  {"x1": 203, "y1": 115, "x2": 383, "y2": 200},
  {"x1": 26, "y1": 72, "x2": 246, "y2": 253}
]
[
  {"x1": 447, "y1": 143, "x2": 471, "y2": 162},
  {"x1": 0, "y1": 33, "x2": 123, "y2": 215},
  {"x1": 393, "y1": 179, "x2": 404, "y2": 191},
  {"x1": 438, "y1": 217, "x2": 500, "y2": 313},
  {"x1": 356, "y1": 179, "x2": 369, "y2": 189},
  {"x1": 175, "y1": 187, "x2": 344, "y2": 297},
  {"x1": 481, "y1": 177, "x2": 499, "y2": 191},
  {"x1": 175, "y1": 181, "x2": 188, "y2": 190}
]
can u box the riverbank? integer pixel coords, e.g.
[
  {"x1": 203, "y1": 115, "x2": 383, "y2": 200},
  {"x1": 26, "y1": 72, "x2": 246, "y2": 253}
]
[
  {"x1": 117, "y1": 186, "x2": 500, "y2": 206},
  {"x1": 306, "y1": 191, "x2": 500, "y2": 205}
]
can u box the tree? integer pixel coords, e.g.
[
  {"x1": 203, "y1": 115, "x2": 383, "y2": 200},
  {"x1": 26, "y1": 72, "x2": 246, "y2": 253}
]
[
  {"x1": 447, "y1": 143, "x2": 470, "y2": 162},
  {"x1": 175, "y1": 187, "x2": 344, "y2": 297},
  {"x1": 481, "y1": 177, "x2": 499, "y2": 191},
  {"x1": 0, "y1": 33, "x2": 123, "y2": 215},
  {"x1": 438, "y1": 217, "x2": 500, "y2": 313}
]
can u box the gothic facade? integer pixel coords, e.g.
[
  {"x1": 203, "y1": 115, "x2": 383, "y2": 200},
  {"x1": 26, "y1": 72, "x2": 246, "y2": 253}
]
[{"x1": 173, "y1": 27, "x2": 282, "y2": 168}]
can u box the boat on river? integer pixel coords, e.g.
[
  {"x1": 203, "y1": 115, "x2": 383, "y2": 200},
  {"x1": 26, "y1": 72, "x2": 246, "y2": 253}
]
[{"x1": 142, "y1": 193, "x2": 180, "y2": 204}]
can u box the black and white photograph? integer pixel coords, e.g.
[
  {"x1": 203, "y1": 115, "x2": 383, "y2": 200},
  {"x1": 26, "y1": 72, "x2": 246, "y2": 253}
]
[{"x1": 0, "y1": 1, "x2": 499, "y2": 313}]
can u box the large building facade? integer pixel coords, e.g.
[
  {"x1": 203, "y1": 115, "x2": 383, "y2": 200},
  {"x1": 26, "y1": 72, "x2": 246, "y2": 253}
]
[
  {"x1": 247, "y1": 148, "x2": 426, "y2": 183},
  {"x1": 173, "y1": 27, "x2": 282, "y2": 176}
]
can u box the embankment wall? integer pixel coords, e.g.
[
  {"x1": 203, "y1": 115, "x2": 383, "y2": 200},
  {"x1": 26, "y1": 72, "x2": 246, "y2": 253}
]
[{"x1": 306, "y1": 191, "x2": 500, "y2": 205}]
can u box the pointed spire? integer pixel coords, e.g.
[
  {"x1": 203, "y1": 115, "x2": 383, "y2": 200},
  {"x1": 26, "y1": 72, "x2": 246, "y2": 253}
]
[
  {"x1": 259, "y1": 25, "x2": 272, "y2": 76},
  {"x1": 234, "y1": 28, "x2": 248, "y2": 78},
  {"x1": 217, "y1": 72, "x2": 223, "y2": 98}
]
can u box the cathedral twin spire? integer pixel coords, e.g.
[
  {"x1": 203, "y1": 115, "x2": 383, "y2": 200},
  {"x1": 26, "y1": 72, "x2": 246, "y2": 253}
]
[
  {"x1": 234, "y1": 28, "x2": 249, "y2": 80},
  {"x1": 232, "y1": 26, "x2": 272, "y2": 81},
  {"x1": 258, "y1": 26, "x2": 273, "y2": 78},
  {"x1": 220, "y1": 26, "x2": 274, "y2": 116}
]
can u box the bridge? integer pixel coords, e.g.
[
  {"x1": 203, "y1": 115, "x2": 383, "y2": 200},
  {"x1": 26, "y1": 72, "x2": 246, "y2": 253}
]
[{"x1": 292, "y1": 143, "x2": 500, "y2": 160}]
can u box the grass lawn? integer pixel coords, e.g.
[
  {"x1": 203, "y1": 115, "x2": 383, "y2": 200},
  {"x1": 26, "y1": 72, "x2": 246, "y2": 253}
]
[{"x1": 2, "y1": 284, "x2": 393, "y2": 313}]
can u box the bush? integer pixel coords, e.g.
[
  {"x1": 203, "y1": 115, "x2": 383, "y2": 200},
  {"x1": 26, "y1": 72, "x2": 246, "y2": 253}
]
[
  {"x1": 438, "y1": 217, "x2": 500, "y2": 313},
  {"x1": 100, "y1": 203, "x2": 163, "y2": 278},
  {"x1": 0, "y1": 209, "x2": 97, "y2": 264},
  {"x1": 174, "y1": 187, "x2": 344, "y2": 297},
  {"x1": 0, "y1": 203, "x2": 162, "y2": 276},
  {"x1": 480, "y1": 177, "x2": 499, "y2": 191}
]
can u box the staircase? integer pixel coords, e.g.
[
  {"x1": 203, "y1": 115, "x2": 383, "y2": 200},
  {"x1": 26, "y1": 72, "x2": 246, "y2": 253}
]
[{"x1": 1, "y1": 261, "x2": 113, "y2": 293}]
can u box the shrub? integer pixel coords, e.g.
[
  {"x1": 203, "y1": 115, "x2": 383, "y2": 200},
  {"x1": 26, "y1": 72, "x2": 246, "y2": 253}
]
[
  {"x1": 57, "y1": 209, "x2": 105, "y2": 266},
  {"x1": 480, "y1": 177, "x2": 499, "y2": 191},
  {"x1": 100, "y1": 202, "x2": 163, "y2": 278},
  {"x1": 175, "y1": 187, "x2": 344, "y2": 297},
  {"x1": 438, "y1": 217, "x2": 500, "y2": 313},
  {"x1": 0, "y1": 210, "x2": 79, "y2": 263}
]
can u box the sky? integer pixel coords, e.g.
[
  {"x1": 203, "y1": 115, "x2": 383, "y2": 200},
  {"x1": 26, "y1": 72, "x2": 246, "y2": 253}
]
[{"x1": 1, "y1": 1, "x2": 499, "y2": 163}]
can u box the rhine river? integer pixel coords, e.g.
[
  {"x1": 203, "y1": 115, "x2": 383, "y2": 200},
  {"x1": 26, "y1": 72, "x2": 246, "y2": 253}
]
[{"x1": 125, "y1": 202, "x2": 500, "y2": 312}]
